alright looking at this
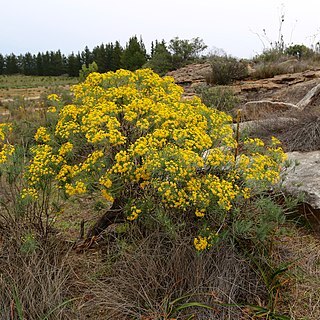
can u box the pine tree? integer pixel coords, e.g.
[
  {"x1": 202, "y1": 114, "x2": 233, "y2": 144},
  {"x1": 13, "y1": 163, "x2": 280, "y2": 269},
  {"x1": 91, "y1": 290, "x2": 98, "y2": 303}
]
[
  {"x1": 36, "y1": 53, "x2": 43, "y2": 76},
  {"x1": 110, "y1": 41, "x2": 123, "y2": 71},
  {"x1": 5, "y1": 54, "x2": 20, "y2": 74},
  {"x1": 82, "y1": 46, "x2": 93, "y2": 67},
  {"x1": 68, "y1": 52, "x2": 79, "y2": 77},
  {"x1": 92, "y1": 44, "x2": 108, "y2": 73},
  {"x1": 0, "y1": 54, "x2": 5, "y2": 75},
  {"x1": 22, "y1": 52, "x2": 37, "y2": 75},
  {"x1": 121, "y1": 36, "x2": 147, "y2": 71},
  {"x1": 145, "y1": 40, "x2": 173, "y2": 75}
]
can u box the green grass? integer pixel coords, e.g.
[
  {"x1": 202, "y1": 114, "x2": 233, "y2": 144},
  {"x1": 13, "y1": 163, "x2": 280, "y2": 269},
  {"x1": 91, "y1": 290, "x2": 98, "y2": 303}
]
[{"x1": 0, "y1": 75, "x2": 78, "y2": 89}]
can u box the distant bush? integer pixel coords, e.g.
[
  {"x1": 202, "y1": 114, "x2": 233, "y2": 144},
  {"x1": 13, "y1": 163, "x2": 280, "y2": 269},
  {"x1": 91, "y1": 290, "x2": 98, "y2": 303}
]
[
  {"x1": 253, "y1": 48, "x2": 286, "y2": 64},
  {"x1": 251, "y1": 63, "x2": 289, "y2": 79},
  {"x1": 252, "y1": 43, "x2": 320, "y2": 80},
  {"x1": 285, "y1": 44, "x2": 314, "y2": 59},
  {"x1": 206, "y1": 55, "x2": 248, "y2": 85},
  {"x1": 143, "y1": 41, "x2": 173, "y2": 75},
  {"x1": 195, "y1": 84, "x2": 239, "y2": 113},
  {"x1": 251, "y1": 60, "x2": 311, "y2": 80},
  {"x1": 255, "y1": 44, "x2": 314, "y2": 63},
  {"x1": 79, "y1": 61, "x2": 98, "y2": 82}
]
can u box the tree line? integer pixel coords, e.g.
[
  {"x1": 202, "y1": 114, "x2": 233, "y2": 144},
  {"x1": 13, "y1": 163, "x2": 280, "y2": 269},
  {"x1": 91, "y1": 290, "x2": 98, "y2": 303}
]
[{"x1": 0, "y1": 36, "x2": 207, "y2": 77}]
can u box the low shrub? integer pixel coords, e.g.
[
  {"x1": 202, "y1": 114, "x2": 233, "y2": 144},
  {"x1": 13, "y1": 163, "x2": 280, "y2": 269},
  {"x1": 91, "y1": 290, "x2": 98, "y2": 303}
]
[
  {"x1": 251, "y1": 61, "x2": 310, "y2": 80},
  {"x1": 253, "y1": 48, "x2": 286, "y2": 64},
  {"x1": 206, "y1": 55, "x2": 248, "y2": 85},
  {"x1": 195, "y1": 84, "x2": 239, "y2": 113}
]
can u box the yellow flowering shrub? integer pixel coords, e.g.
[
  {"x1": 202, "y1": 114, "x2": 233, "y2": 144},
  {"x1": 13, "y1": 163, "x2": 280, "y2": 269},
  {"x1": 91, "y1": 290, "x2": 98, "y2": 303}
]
[{"x1": 21, "y1": 69, "x2": 286, "y2": 250}]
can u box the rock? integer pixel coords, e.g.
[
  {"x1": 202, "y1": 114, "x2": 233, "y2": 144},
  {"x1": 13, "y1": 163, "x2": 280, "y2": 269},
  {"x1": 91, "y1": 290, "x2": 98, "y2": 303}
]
[
  {"x1": 167, "y1": 63, "x2": 211, "y2": 86},
  {"x1": 237, "y1": 82, "x2": 282, "y2": 92},
  {"x1": 267, "y1": 79, "x2": 320, "y2": 104},
  {"x1": 239, "y1": 100, "x2": 300, "y2": 121},
  {"x1": 296, "y1": 82, "x2": 320, "y2": 109},
  {"x1": 283, "y1": 151, "x2": 320, "y2": 210},
  {"x1": 234, "y1": 117, "x2": 298, "y2": 132}
]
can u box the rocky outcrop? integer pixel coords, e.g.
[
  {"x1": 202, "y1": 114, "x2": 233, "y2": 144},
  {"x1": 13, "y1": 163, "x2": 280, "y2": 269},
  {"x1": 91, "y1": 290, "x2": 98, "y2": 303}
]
[
  {"x1": 167, "y1": 63, "x2": 211, "y2": 85},
  {"x1": 167, "y1": 62, "x2": 320, "y2": 100},
  {"x1": 283, "y1": 151, "x2": 320, "y2": 210},
  {"x1": 166, "y1": 63, "x2": 211, "y2": 96}
]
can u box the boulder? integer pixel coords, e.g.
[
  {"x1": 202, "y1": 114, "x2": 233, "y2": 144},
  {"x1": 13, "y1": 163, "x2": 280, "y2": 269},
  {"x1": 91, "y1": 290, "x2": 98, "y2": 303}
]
[
  {"x1": 283, "y1": 151, "x2": 320, "y2": 210},
  {"x1": 234, "y1": 117, "x2": 298, "y2": 132},
  {"x1": 239, "y1": 100, "x2": 300, "y2": 121},
  {"x1": 167, "y1": 63, "x2": 211, "y2": 85},
  {"x1": 296, "y1": 82, "x2": 320, "y2": 109}
]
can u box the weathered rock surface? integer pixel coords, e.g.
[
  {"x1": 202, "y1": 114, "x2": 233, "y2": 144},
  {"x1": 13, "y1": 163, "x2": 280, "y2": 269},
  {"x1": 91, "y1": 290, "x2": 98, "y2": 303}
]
[
  {"x1": 234, "y1": 117, "x2": 298, "y2": 132},
  {"x1": 238, "y1": 77, "x2": 320, "y2": 120},
  {"x1": 296, "y1": 83, "x2": 320, "y2": 109},
  {"x1": 239, "y1": 101, "x2": 301, "y2": 121},
  {"x1": 167, "y1": 63, "x2": 211, "y2": 96},
  {"x1": 283, "y1": 151, "x2": 320, "y2": 210},
  {"x1": 167, "y1": 63, "x2": 211, "y2": 84}
]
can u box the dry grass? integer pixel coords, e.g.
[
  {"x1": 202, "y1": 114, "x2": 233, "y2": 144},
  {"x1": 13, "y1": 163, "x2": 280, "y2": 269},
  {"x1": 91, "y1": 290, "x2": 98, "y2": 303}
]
[
  {"x1": 281, "y1": 113, "x2": 320, "y2": 152},
  {"x1": 0, "y1": 168, "x2": 79, "y2": 319},
  {"x1": 0, "y1": 228, "x2": 77, "y2": 319},
  {"x1": 273, "y1": 226, "x2": 320, "y2": 319},
  {"x1": 79, "y1": 229, "x2": 265, "y2": 320}
]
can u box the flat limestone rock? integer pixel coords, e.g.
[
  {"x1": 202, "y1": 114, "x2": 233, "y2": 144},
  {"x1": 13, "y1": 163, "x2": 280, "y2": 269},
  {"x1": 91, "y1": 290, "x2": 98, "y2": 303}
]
[
  {"x1": 234, "y1": 117, "x2": 298, "y2": 131},
  {"x1": 240, "y1": 100, "x2": 300, "y2": 121},
  {"x1": 283, "y1": 151, "x2": 320, "y2": 209}
]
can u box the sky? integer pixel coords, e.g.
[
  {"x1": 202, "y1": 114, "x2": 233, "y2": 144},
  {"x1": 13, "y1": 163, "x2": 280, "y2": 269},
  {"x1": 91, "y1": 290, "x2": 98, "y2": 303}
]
[{"x1": 1, "y1": 0, "x2": 320, "y2": 58}]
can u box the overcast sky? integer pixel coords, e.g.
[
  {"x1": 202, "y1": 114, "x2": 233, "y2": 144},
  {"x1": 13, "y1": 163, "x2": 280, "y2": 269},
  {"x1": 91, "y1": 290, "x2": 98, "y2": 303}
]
[{"x1": 1, "y1": 0, "x2": 320, "y2": 58}]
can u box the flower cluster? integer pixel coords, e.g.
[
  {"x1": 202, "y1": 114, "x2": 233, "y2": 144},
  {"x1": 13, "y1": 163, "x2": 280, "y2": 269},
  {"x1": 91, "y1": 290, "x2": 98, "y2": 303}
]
[
  {"x1": 35, "y1": 127, "x2": 51, "y2": 143},
  {"x1": 0, "y1": 123, "x2": 15, "y2": 165}
]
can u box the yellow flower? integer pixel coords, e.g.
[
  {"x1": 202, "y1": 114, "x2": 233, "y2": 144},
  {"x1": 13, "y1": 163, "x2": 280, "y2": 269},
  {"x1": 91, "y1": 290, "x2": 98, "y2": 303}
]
[
  {"x1": 65, "y1": 181, "x2": 87, "y2": 196},
  {"x1": 0, "y1": 123, "x2": 13, "y2": 141},
  {"x1": 21, "y1": 187, "x2": 39, "y2": 200},
  {"x1": 101, "y1": 189, "x2": 114, "y2": 202},
  {"x1": 47, "y1": 106, "x2": 57, "y2": 113},
  {"x1": 0, "y1": 144, "x2": 15, "y2": 164},
  {"x1": 58, "y1": 142, "x2": 73, "y2": 156},
  {"x1": 127, "y1": 205, "x2": 141, "y2": 221},
  {"x1": 47, "y1": 94, "x2": 60, "y2": 102},
  {"x1": 35, "y1": 127, "x2": 50, "y2": 143},
  {"x1": 195, "y1": 209, "x2": 205, "y2": 218},
  {"x1": 194, "y1": 236, "x2": 210, "y2": 251}
]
